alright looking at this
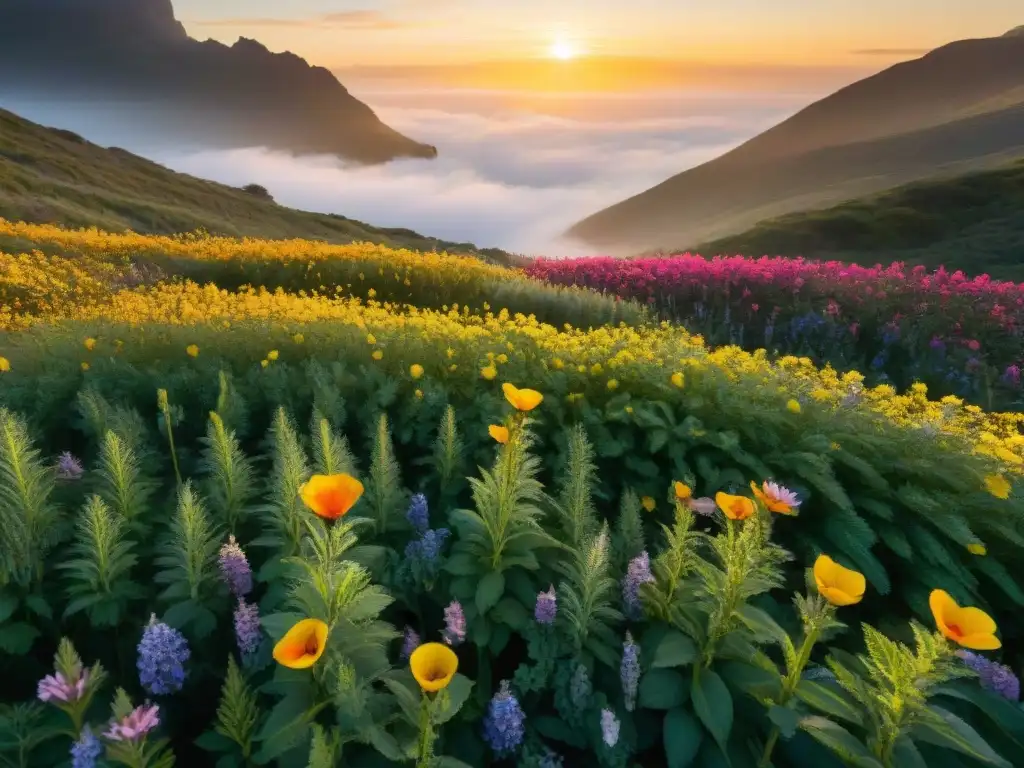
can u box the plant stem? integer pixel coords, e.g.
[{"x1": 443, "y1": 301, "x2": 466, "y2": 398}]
[{"x1": 758, "y1": 625, "x2": 822, "y2": 768}]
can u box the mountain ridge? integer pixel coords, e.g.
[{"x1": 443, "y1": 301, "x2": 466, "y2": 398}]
[
  {"x1": 567, "y1": 30, "x2": 1024, "y2": 252},
  {"x1": 0, "y1": 0, "x2": 437, "y2": 165}
]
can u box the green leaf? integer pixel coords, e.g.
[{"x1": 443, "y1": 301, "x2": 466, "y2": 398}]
[
  {"x1": 664, "y1": 707, "x2": 704, "y2": 768},
  {"x1": 737, "y1": 605, "x2": 787, "y2": 644},
  {"x1": 436, "y1": 759, "x2": 475, "y2": 768},
  {"x1": 0, "y1": 622, "x2": 39, "y2": 654},
  {"x1": 912, "y1": 706, "x2": 1012, "y2": 767},
  {"x1": 718, "y1": 661, "x2": 782, "y2": 702},
  {"x1": 768, "y1": 705, "x2": 800, "y2": 739},
  {"x1": 890, "y1": 737, "x2": 929, "y2": 768},
  {"x1": 444, "y1": 553, "x2": 480, "y2": 577},
  {"x1": 383, "y1": 678, "x2": 420, "y2": 725},
  {"x1": 934, "y1": 683, "x2": 1024, "y2": 749},
  {"x1": 0, "y1": 592, "x2": 18, "y2": 624},
  {"x1": 639, "y1": 668, "x2": 689, "y2": 710},
  {"x1": 692, "y1": 670, "x2": 733, "y2": 758},
  {"x1": 434, "y1": 674, "x2": 474, "y2": 724},
  {"x1": 652, "y1": 630, "x2": 698, "y2": 669},
  {"x1": 799, "y1": 716, "x2": 883, "y2": 768},
  {"x1": 794, "y1": 679, "x2": 864, "y2": 726},
  {"x1": 491, "y1": 597, "x2": 529, "y2": 631},
  {"x1": 475, "y1": 571, "x2": 505, "y2": 615},
  {"x1": 23, "y1": 595, "x2": 52, "y2": 619}
]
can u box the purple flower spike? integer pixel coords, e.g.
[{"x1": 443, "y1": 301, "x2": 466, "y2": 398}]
[
  {"x1": 443, "y1": 600, "x2": 466, "y2": 646},
  {"x1": 233, "y1": 600, "x2": 261, "y2": 657},
  {"x1": 621, "y1": 632, "x2": 640, "y2": 712},
  {"x1": 622, "y1": 551, "x2": 654, "y2": 619},
  {"x1": 56, "y1": 452, "x2": 84, "y2": 481},
  {"x1": 482, "y1": 681, "x2": 525, "y2": 757},
  {"x1": 406, "y1": 493, "x2": 429, "y2": 534},
  {"x1": 958, "y1": 650, "x2": 1020, "y2": 701},
  {"x1": 535, "y1": 585, "x2": 557, "y2": 626},
  {"x1": 104, "y1": 703, "x2": 160, "y2": 742},
  {"x1": 218, "y1": 536, "x2": 253, "y2": 598},
  {"x1": 70, "y1": 727, "x2": 103, "y2": 768},
  {"x1": 137, "y1": 616, "x2": 190, "y2": 695},
  {"x1": 401, "y1": 627, "x2": 421, "y2": 660},
  {"x1": 601, "y1": 708, "x2": 620, "y2": 748}
]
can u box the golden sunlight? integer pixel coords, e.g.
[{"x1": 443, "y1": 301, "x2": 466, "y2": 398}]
[{"x1": 549, "y1": 39, "x2": 578, "y2": 60}]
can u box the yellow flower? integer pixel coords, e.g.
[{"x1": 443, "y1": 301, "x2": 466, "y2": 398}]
[
  {"x1": 299, "y1": 474, "x2": 365, "y2": 521},
  {"x1": 929, "y1": 589, "x2": 1000, "y2": 650},
  {"x1": 641, "y1": 496, "x2": 656, "y2": 512},
  {"x1": 481, "y1": 365, "x2": 497, "y2": 380},
  {"x1": 293, "y1": 333, "x2": 305, "y2": 344},
  {"x1": 366, "y1": 334, "x2": 377, "y2": 345},
  {"x1": 410, "y1": 642, "x2": 458, "y2": 692},
  {"x1": 967, "y1": 542, "x2": 987, "y2": 556},
  {"x1": 671, "y1": 372, "x2": 685, "y2": 388},
  {"x1": 410, "y1": 364, "x2": 424, "y2": 380},
  {"x1": 625, "y1": 406, "x2": 634, "y2": 414},
  {"x1": 985, "y1": 474, "x2": 1011, "y2": 500},
  {"x1": 261, "y1": 359, "x2": 269, "y2": 368},
  {"x1": 414, "y1": 389, "x2": 424, "y2": 399},
  {"x1": 674, "y1": 482, "x2": 692, "y2": 501},
  {"x1": 186, "y1": 344, "x2": 199, "y2": 358},
  {"x1": 84, "y1": 338, "x2": 96, "y2": 351},
  {"x1": 372, "y1": 350, "x2": 384, "y2": 361},
  {"x1": 368, "y1": 288, "x2": 377, "y2": 298},
  {"x1": 502, "y1": 383, "x2": 544, "y2": 412},
  {"x1": 81, "y1": 362, "x2": 90, "y2": 372},
  {"x1": 750, "y1": 481, "x2": 801, "y2": 515},
  {"x1": 786, "y1": 399, "x2": 802, "y2": 414},
  {"x1": 489, "y1": 425, "x2": 510, "y2": 444},
  {"x1": 607, "y1": 379, "x2": 619, "y2": 391},
  {"x1": 446, "y1": 347, "x2": 455, "y2": 359},
  {"x1": 715, "y1": 492, "x2": 755, "y2": 521},
  {"x1": 497, "y1": 353, "x2": 509, "y2": 364},
  {"x1": 449, "y1": 364, "x2": 458, "y2": 372},
  {"x1": 0, "y1": 357, "x2": 9, "y2": 373},
  {"x1": 813, "y1": 555, "x2": 866, "y2": 607},
  {"x1": 268, "y1": 350, "x2": 279, "y2": 361},
  {"x1": 273, "y1": 619, "x2": 329, "y2": 669}
]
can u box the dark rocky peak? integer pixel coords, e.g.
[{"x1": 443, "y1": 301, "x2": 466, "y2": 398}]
[{"x1": 0, "y1": 0, "x2": 187, "y2": 45}]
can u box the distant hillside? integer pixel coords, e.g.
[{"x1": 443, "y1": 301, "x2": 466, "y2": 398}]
[
  {"x1": 568, "y1": 30, "x2": 1024, "y2": 252},
  {"x1": 0, "y1": 109, "x2": 509, "y2": 262},
  {"x1": 696, "y1": 159, "x2": 1024, "y2": 281},
  {"x1": 0, "y1": 0, "x2": 436, "y2": 164}
]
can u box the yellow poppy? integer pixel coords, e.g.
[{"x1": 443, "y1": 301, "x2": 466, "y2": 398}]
[
  {"x1": 607, "y1": 379, "x2": 619, "y2": 391},
  {"x1": 299, "y1": 474, "x2": 365, "y2": 521},
  {"x1": 268, "y1": 350, "x2": 279, "y2": 361},
  {"x1": 410, "y1": 364, "x2": 424, "y2": 380},
  {"x1": 372, "y1": 350, "x2": 384, "y2": 361},
  {"x1": 641, "y1": 496, "x2": 656, "y2": 512},
  {"x1": 414, "y1": 389, "x2": 424, "y2": 399},
  {"x1": 366, "y1": 334, "x2": 377, "y2": 345},
  {"x1": 481, "y1": 365, "x2": 498, "y2": 381},
  {"x1": 410, "y1": 642, "x2": 458, "y2": 692},
  {"x1": 261, "y1": 359, "x2": 269, "y2": 368},
  {"x1": 273, "y1": 619, "x2": 329, "y2": 669},
  {"x1": 489, "y1": 425, "x2": 510, "y2": 444},
  {"x1": 81, "y1": 362, "x2": 90, "y2": 372},
  {"x1": 786, "y1": 399, "x2": 802, "y2": 414},
  {"x1": 967, "y1": 542, "x2": 987, "y2": 556},
  {"x1": 813, "y1": 555, "x2": 866, "y2": 607},
  {"x1": 0, "y1": 357, "x2": 9, "y2": 373},
  {"x1": 84, "y1": 338, "x2": 96, "y2": 351},
  {"x1": 503, "y1": 383, "x2": 543, "y2": 412},
  {"x1": 715, "y1": 492, "x2": 755, "y2": 521},
  {"x1": 671, "y1": 372, "x2": 684, "y2": 388},
  {"x1": 293, "y1": 333, "x2": 305, "y2": 344},
  {"x1": 985, "y1": 474, "x2": 1011, "y2": 500},
  {"x1": 674, "y1": 482, "x2": 692, "y2": 501},
  {"x1": 929, "y1": 589, "x2": 1000, "y2": 650},
  {"x1": 186, "y1": 344, "x2": 199, "y2": 358}
]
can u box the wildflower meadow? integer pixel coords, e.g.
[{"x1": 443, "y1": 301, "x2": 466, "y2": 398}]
[{"x1": 1, "y1": 221, "x2": 1023, "y2": 767}]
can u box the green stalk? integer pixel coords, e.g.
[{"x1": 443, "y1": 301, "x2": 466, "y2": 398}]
[
  {"x1": 157, "y1": 390, "x2": 182, "y2": 488},
  {"x1": 758, "y1": 625, "x2": 822, "y2": 767}
]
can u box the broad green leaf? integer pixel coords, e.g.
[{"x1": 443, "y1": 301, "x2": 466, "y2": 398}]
[
  {"x1": 0, "y1": 622, "x2": 39, "y2": 654},
  {"x1": 0, "y1": 592, "x2": 18, "y2": 624},
  {"x1": 444, "y1": 553, "x2": 480, "y2": 577},
  {"x1": 652, "y1": 629, "x2": 698, "y2": 669},
  {"x1": 794, "y1": 679, "x2": 864, "y2": 726},
  {"x1": 769, "y1": 705, "x2": 801, "y2": 738},
  {"x1": 718, "y1": 661, "x2": 782, "y2": 702},
  {"x1": 491, "y1": 597, "x2": 529, "y2": 631},
  {"x1": 934, "y1": 683, "x2": 1024, "y2": 749},
  {"x1": 383, "y1": 678, "x2": 421, "y2": 724},
  {"x1": 639, "y1": 668, "x2": 689, "y2": 710},
  {"x1": 890, "y1": 736, "x2": 929, "y2": 768},
  {"x1": 912, "y1": 706, "x2": 1012, "y2": 767},
  {"x1": 435, "y1": 674, "x2": 474, "y2": 724},
  {"x1": 664, "y1": 707, "x2": 704, "y2": 768},
  {"x1": 475, "y1": 571, "x2": 505, "y2": 615},
  {"x1": 692, "y1": 670, "x2": 733, "y2": 758},
  {"x1": 737, "y1": 605, "x2": 787, "y2": 644},
  {"x1": 799, "y1": 716, "x2": 883, "y2": 768}
]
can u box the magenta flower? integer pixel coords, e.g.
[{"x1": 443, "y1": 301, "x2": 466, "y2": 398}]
[{"x1": 104, "y1": 703, "x2": 160, "y2": 742}]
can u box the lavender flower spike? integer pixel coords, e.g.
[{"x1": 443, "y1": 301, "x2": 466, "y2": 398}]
[
  {"x1": 401, "y1": 627, "x2": 421, "y2": 660},
  {"x1": 601, "y1": 708, "x2": 620, "y2": 748},
  {"x1": 483, "y1": 681, "x2": 525, "y2": 756},
  {"x1": 37, "y1": 670, "x2": 88, "y2": 703},
  {"x1": 218, "y1": 535, "x2": 253, "y2": 598},
  {"x1": 70, "y1": 727, "x2": 103, "y2": 768},
  {"x1": 443, "y1": 600, "x2": 466, "y2": 646},
  {"x1": 958, "y1": 650, "x2": 1020, "y2": 701},
  {"x1": 535, "y1": 585, "x2": 557, "y2": 625},
  {"x1": 105, "y1": 703, "x2": 160, "y2": 742},
  {"x1": 137, "y1": 615, "x2": 190, "y2": 695},
  {"x1": 234, "y1": 600, "x2": 261, "y2": 657},
  {"x1": 622, "y1": 551, "x2": 654, "y2": 619},
  {"x1": 621, "y1": 632, "x2": 640, "y2": 712},
  {"x1": 56, "y1": 452, "x2": 84, "y2": 481},
  {"x1": 406, "y1": 493, "x2": 430, "y2": 534}
]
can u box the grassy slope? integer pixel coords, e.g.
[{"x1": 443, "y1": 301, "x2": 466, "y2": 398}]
[
  {"x1": 695, "y1": 159, "x2": 1024, "y2": 280},
  {"x1": 0, "y1": 108, "x2": 512, "y2": 263}
]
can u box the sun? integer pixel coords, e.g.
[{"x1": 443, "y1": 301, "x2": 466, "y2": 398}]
[{"x1": 549, "y1": 39, "x2": 577, "y2": 60}]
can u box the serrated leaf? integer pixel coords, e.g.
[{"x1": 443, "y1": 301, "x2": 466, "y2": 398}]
[
  {"x1": 799, "y1": 716, "x2": 883, "y2": 767},
  {"x1": 912, "y1": 706, "x2": 1012, "y2": 767},
  {"x1": 794, "y1": 679, "x2": 864, "y2": 726}
]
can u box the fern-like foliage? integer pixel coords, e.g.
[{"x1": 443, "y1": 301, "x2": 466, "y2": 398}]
[
  {"x1": 552, "y1": 423, "x2": 598, "y2": 549},
  {"x1": 214, "y1": 655, "x2": 260, "y2": 760},
  {"x1": 307, "y1": 724, "x2": 342, "y2": 768},
  {"x1": 96, "y1": 430, "x2": 155, "y2": 526},
  {"x1": 0, "y1": 703, "x2": 51, "y2": 768},
  {"x1": 644, "y1": 505, "x2": 702, "y2": 624},
  {"x1": 104, "y1": 688, "x2": 176, "y2": 768},
  {"x1": 431, "y1": 405, "x2": 465, "y2": 500},
  {"x1": 0, "y1": 407, "x2": 59, "y2": 586},
  {"x1": 214, "y1": 370, "x2": 250, "y2": 439},
  {"x1": 449, "y1": 421, "x2": 557, "y2": 573},
  {"x1": 154, "y1": 482, "x2": 221, "y2": 635},
  {"x1": 613, "y1": 488, "x2": 645, "y2": 569},
  {"x1": 310, "y1": 415, "x2": 357, "y2": 477},
  {"x1": 201, "y1": 412, "x2": 255, "y2": 534},
  {"x1": 556, "y1": 523, "x2": 623, "y2": 667},
  {"x1": 259, "y1": 408, "x2": 310, "y2": 555},
  {"x1": 362, "y1": 413, "x2": 408, "y2": 537},
  {"x1": 59, "y1": 495, "x2": 140, "y2": 626},
  {"x1": 76, "y1": 387, "x2": 150, "y2": 459}
]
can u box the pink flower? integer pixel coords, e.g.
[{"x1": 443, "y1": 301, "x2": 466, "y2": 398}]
[
  {"x1": 105, "y1": 703, "x2": 160, "y2": 742},
  {"x1": 37, "y1": 671, "x2": 88, "y2": 703},
  {"x1": 967, "y1": 339, "x2": 981, "y2": 351}
]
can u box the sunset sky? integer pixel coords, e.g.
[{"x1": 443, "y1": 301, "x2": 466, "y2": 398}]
[{"x1": 175, "y1": 0, "x2": 1022, "y2": 71}]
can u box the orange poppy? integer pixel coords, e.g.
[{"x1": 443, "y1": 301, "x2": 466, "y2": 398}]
[{"x1": 299, "y1": 474, "x2": 364, "y2": 520}]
